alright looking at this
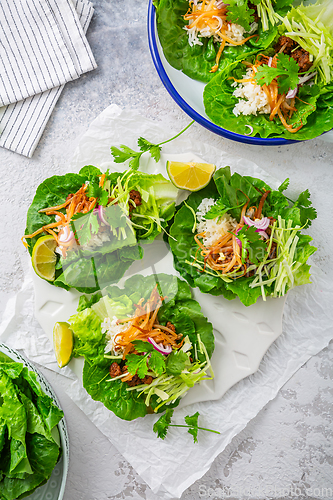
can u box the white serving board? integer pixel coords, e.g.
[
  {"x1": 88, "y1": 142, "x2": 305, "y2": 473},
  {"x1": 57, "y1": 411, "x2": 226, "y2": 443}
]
[{"x1": 33, "y1": 150, "x2": 287, "y2": 408}]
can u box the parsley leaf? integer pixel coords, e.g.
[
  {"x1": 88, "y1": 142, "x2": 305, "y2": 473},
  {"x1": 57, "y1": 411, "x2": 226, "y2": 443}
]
[
  {"x1": 153, "y1": 409, "x2": 174, "y2": 439},
  {"x1": 254, "y1": 53, "x2": 300, "y2": 94},
  {"x1": 236, "y1": 225, "x2": 267, "y2": 264},
  {"x1": 226, "y1": 0, "x2": 255, "y2": 32}
]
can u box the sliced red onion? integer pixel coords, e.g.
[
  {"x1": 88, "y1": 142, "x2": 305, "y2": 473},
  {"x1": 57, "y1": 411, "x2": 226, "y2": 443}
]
[
  {"x1": 268, "y1": 57, "x2": 273, "y2": 67},
  {"x1": 147, "y1": 337, "x2": 172, "y2": 355},
  {"x1": 215, "y1": 0, "x2": 227, "y2": 8},
  {"x1": 244, "y1": 125, "x2": 254, "y2": 136},
  {"x1": 243, "y1": 216, "x2": 270, "y2": 231},
  {"x1": 58, "y1": 226, "x2": 75, "y2": 244},
  {"x1": 98, "y1": 205, "x2": 110, "y2": 226},
  {"x1": 298, "y1": 71, "x2": 317, "y2": 85},
  {"x1": 257, "y1": 230, "x2": 269, "y2": 239},
  {"x1": 286, "y1": 87, "x2": 298, "y2": 99}
]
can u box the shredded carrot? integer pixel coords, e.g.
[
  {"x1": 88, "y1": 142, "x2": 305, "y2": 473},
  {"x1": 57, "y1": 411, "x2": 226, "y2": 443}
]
[
  {"x1": 193, "y1": 192, "x2": 270, "y2": 278},
  {"x1": 23, "y1": 175, "x2": 105, "y2": 252},
  {"x1": 111, "y1": 287, "x2": 184, "y2": 367}
]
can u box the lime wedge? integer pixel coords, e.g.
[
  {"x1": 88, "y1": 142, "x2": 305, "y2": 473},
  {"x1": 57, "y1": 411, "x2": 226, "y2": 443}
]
[
  {"x1": 166, "y1": 161, "x2": 216, "y2": 191},
  {"x1": 32, "y1": 235, "x2": 57, "y2": 281},
  {"x1": 53, "y1": 322, "x2": 74, "y2": 368}
]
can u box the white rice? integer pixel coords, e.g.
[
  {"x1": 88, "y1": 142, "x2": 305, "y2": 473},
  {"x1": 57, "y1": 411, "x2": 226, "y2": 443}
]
[
  {"x1": 102, "y1": 316, "x2": 130, "y2": 355},
  {"x1": 232, "y1": 68, "x2": 271, "y2": 117},
  {"x1": 184, "y1": 0, "x2": 254, "y2": 48},
  {"x1": 196, "y1": 198, "x2": 238, "y2": 247}
]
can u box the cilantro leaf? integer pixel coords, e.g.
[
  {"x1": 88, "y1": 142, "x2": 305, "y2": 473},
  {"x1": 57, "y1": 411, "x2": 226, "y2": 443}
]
[
  {"x1": 153, "y1": 409, "x2": 174, "y2": 439},
  {"x1": 294, "y1": 189, "x2": 317, "y2": 228},
  {"x1": 254, "y1": 53, "x2": 300, "y2": 94},
  {"x1": 184, "y1": 411, "x2": 200, "y2": 443},
  {"x1": 165, "y1": 350, "x2": 188, "y2": 376},
  {"x1": 87, "y1": 181, "x2": 109, "y2": 206},
  {"x1": 278, "y1": 178, "x2": 290, "y2": 192},
  {"x1": 125, "y1": 353, "x2": 148, "y2": 379},
  {"x1": 110, "y1": 122, "x2": 193, "y2": 170},
  {"x1": 226, "y1": 0, "x2": 255, "y2": 32},
  {"x1": 148, "y1": 351, "x2": 166, "y2": 376},
  {"x1": 205, "y1": 199, "x2": 244, "y2": 220},
  {"x1": 236, "y1": 225, "x2": 267, "y2": 264},
  {"x1": 131, "y1": 340, "x2": 154, "y2": 353}
]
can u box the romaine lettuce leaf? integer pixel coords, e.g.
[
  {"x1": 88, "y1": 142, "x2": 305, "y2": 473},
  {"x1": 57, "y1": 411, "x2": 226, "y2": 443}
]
[{"x1": 0, "y1": 357, "x2": 63, "y2": 499}]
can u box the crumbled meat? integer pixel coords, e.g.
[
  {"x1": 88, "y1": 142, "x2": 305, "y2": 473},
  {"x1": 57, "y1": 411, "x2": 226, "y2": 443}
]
[
  {"x1": 274, "y1": 36, "x2": 298, "y2": 55},
  {"x1": 109, "y1": 362, "x2": 122, "y2": 378},
  {"x1": 274, "y1": 36, "x2": 312, "y2": 72},
  {"x1": 143, "y1": 376, "x2": 153, "y2": 385},
  {"x1": 126, "y1": 374, "x2": 142, "y2": 387},
  {"x1": 129, "y1": 190, "x2": 142, "y2": 211},
  {"x1": 291, "y1": 48, "x2": 313, "y2": 73},
  {"x1": 166, "y1": 321, "x2": 176, "y2": 333},
  {"x1": 248, "y1": 1, "x2": 259, "y2": 23}
]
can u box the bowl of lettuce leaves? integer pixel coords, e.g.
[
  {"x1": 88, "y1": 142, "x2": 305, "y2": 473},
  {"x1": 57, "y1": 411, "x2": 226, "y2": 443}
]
[
  {"x1": 149, "y1": 0, "x2": 333, "y2": 144},
  {"x1": 60, "y1": 274, "x2": 214, "y2": 421},
  {"x1": 168, "y1": 166, "x2": 317, "y2": 306},
  {"x1": 0, "y1": 344, "x2": 68, "y2": 500},
  {"x1": 23, "y1": 165, "x2": 178, "y2": 294}
]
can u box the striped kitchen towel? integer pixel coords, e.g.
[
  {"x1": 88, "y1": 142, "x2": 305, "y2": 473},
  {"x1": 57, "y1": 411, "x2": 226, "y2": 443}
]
[{"x1": 0, "y1": 0, "x2": 96, "y2": 157}]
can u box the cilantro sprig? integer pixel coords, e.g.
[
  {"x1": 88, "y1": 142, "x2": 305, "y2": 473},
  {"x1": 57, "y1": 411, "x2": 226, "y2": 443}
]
[
  {"x1": 126, "y1": 340, "x2": 166, "y2": 378},
  {"x1": 253, "y1": 53, "x2": 300, "y2": 94},
  {"x1": 278, "y1": 178, "x2": 317, "y2": 228},
  {"x1": 205, "y1": 199, "x2": 244, "y2": 221},
  {"x1": 226, "y1": 0, "x2": 256, "y2": 32},
  {"x1": 235, "y1": 225, "x2": 267, "y2": 264},
  {"x1": 111, "y1": 121, "x2": 194, "y2": 170},
  {"x1": 153, "y1": 409, "x2": 220, "y2": 443}
]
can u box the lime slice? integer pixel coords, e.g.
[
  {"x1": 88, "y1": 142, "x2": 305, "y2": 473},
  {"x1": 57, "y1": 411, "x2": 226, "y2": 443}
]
[
  {"x1": 32, "y1": 235, "x2": 57, "y2": 281},
  {"x1": 53, "y1": 322, "x2": 74, "y2": 368},
  {"x1": 166, "y1": 161, "x2": 216, "y2": 191}
]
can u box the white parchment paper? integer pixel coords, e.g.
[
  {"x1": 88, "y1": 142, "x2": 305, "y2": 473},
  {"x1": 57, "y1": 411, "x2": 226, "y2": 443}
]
[{"x1": 1, "y1": 105, "x2": 332, "y2": 499}]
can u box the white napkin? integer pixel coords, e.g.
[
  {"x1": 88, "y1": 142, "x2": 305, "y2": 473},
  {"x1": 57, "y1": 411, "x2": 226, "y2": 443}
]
[{"x1": 0, "y1": 0, "x2": 96, "y2": 157}]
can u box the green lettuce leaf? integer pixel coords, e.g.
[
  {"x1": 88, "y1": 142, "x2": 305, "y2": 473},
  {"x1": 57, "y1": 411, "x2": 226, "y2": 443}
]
[
  {"x1": 25, "y1": 169, "x2": 177, "y2": 294},
  {"x1": 0, "y1": 357, "x2": 63, "y2": 499},
  {"x1": 203, "y1": 57, "x2": 333, "y2": 140},
  {"x1": 168, "y1": 169, "x2": 317, "y2": 306},
  {"x1": 69, "y1": 274, "x2": 214, "y2": 421},
  {"x1": 155, "y1": 0, "x2": 278, "y2": 83}
]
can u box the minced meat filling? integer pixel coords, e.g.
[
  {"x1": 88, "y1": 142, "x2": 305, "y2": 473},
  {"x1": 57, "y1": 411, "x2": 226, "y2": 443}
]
[
  {"x1": 274, "y1": 36, "x2": 312, "y2": 73},
  {"x1": 129, "y1": 190, "x2": 142, "y2": 211}
]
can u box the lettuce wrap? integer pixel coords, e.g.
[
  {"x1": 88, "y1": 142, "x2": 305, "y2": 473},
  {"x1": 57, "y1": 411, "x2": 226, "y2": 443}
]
[
  {"x1": 65, "y1": 274, "x2": 214, "y2": 421},
  {"x1": 168, "y1": 167, "x2": 317, "y2": 306},
  {"x1": 154, "y1": 0, "x2": 292, "y2": 83},
  {"x1": 24, "y1": 165, "x2": 178, "y2": 293},
  {"x1": 203, "y1": 0, "x2": 333, "y2": 139},
  {"x1": 0, "y1": 353, "x2": 63, "y2": 500}
]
